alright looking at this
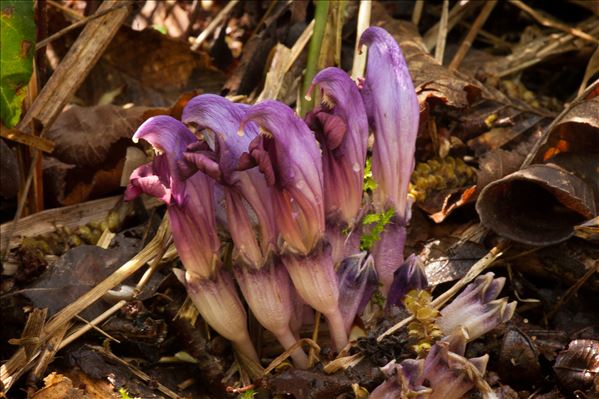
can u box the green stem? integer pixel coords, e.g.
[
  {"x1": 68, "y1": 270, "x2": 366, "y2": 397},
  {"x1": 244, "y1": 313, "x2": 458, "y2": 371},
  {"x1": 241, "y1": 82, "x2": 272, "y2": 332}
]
[{"x1": 300, "y1": 0, "x2": 330, "y2": 116}]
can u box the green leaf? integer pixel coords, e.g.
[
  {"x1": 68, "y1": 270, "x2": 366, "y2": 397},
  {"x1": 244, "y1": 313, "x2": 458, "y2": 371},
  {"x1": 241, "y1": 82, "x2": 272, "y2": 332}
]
[
  {"x1": 239, "y1": 389, "x2": 257, "y2": 399},
  {"x1": 0, "y1": 0, "x2": 35, "y2": 128},
  {"x1": 118, "y1": 388, "x2": 133, "y2": 399},
  {"x1": 359, "y1": 208, "x2": 395, "y2": 251},
  {"x1": 363, "y1": 157, "x2": 378, "y2": 192}
]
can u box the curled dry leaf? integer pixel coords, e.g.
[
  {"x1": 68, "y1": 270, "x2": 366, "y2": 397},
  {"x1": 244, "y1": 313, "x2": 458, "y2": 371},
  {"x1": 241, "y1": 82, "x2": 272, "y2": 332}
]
[
  {"x1": 534, "y1": 96, "x2": 599, "y2": 164},
  {"x1": 476, "y1": 159, "x2": 597, "y2": 246}
]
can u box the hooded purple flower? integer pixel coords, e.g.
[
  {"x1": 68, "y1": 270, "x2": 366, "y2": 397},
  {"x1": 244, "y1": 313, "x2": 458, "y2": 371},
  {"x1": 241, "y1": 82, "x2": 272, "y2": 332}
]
[
  {"x1": 337, "y1": 252, "x2": 378, "y2": 332},
  {"x1": 386, "y1": 254, "x2": 428, "y2": 310},
  {"x1": 125, "y1": 116, "x2": 219, "y2": 278},
  {"x1": 306, "y1": 67, "x2": 369, "y2": 226},
  {"x1": 371, "y1": 332, "x2": 495, "y2": 399},
  {"x1": 438, "y1": 272, "x2": 517, "y2": 342},
  {"x1": 359, "y1": 26, "x2": 419, "y2": 221},
  {"x1": 240, "y1": 100, "x2": 325, "y2": 256},
  {"x1": 181, "y1": 94, "x2": 276, "y2": 268},
  {"x1": 125, "y1": 116, "x2": 258, "y2": 363}
]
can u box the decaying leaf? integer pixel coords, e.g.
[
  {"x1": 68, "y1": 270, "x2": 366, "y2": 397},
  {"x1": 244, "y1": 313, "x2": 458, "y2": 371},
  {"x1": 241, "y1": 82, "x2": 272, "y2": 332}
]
[
  {"x1": 78, "y1": 26, "x2": 226, "y2": 107},
  {"x1": 43, "y1": 105, "x2": 149, "y2": 205},
  {"x1": 29, "y1": 372, "x2": 85, "y2": 399},
  {"x1": 23, "y1": 236, "x2": 141, "y2": 319},
  {"x1": 46, "y1": 105, "x2": 148, "y2": 168}
]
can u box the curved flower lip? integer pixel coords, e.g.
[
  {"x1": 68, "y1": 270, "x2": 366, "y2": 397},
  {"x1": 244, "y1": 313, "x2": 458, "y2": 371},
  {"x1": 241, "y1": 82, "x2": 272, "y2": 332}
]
[
  {"x1": 133, "y1": 115, "x2": 198, "y2": 156},
  {"x1": 359, "y1": 26, "x2": 419, "y2": 221},
  {"x1": 127, "y1": 116, "x2": 199, "y2": 207},
  {"x1": 241, "y1": 100, "x2": 325, "y2": 254},
  {"x1": 306, "y1": 67, "x2": 369, "y2": 225}
]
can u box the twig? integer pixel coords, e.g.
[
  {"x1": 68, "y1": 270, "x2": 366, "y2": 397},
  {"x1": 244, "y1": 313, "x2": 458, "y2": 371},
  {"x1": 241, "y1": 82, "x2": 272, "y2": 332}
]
[
  {"x1": 351, "y1": 0, "x2": 371, "y2": 79},
  {"x1": 377, "y1": 241, "x2": 508, "y2": 341},
  {"x1": 190, "y1": 0, "x2": 239, "y2": 51},
  {"x1": 47, "y1": 0, "x2": 83, "y2": 20},
  {"x1": 73, "y1": 315, "x2": 120, "y2": 344},
  {"x1": 448, "y1": 1, "x2": 497, "y2": 70},
  {"x1": 36, "y1": 3, "x2": 129, "y2": 50},
  {"x1": 411, "y1": 0, "x2": 425, "y2": 26},
  {"x1": 509, "y1": 0, "x2": 598, "y2": 44},
  {"x1": 434, "y1": 0, "x2": 449, "y2": 64},
  {"x1": 299, "y1": 0, "x2": 330, "y2": 116},
  {"x1": 424, "y1": 0, "x2": 473, "y2": 51}
]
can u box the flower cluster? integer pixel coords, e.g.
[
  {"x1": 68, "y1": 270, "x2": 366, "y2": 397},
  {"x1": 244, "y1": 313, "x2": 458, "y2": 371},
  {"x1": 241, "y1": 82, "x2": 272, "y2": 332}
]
[{"x1": 125, "y1": 27, "x2": 424, "y2": 366}]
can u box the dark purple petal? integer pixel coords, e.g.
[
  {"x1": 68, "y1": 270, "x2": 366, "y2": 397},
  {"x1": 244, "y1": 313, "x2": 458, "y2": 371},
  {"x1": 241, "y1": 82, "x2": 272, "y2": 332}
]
[
  {"x1": 337, "y1": 252, "x2": 378, "y2": 332},
  {"x1": 235, "y1": 261, "x2": 308, "y2": 368},
  {"x1": 359, "y1": 27, "x2": 419, "y2": 221},
  {"x1": 386, "y1": 254, "x2": 428, "y2": 310},
  {"x1": 308, "y1": 67, "x2": 369, "y2": 225},
  {"x1": 372, "y1": 219, "x2": 407, "y2": 294},
  {"x1": 242, "y1": 100, "x2": 325, "y2": 255}
]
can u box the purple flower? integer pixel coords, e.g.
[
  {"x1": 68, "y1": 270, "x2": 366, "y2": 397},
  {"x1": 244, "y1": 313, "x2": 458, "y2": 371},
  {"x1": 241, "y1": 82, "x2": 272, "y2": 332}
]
[
  {"x1": 240, "y1": 100, "x2": 325, "y2": 256},
  {"x1": 125, "y1": 116, "x2": 219, "y2": 279},
  {"x1": 125, "y1": 116, "x2": 258, "y2": 362},
  {"x1": 370, "y1": 359, "x2": 430, "y2": 399},
  {"x1": 337, "y1": 252, "x2": 378, "y2": 332},
  {"x1": 181, "y1": 94, "x2": 276, "y2": 268},
  {"x1": 359, "y1": 26, "x2": 419, "y2": 221},
  {"x1": 438, "y1": 272, "x2": 517, "y2": 342},
  {"x1": 420, "y1": 337, "x2": 492, "y2": 399},
  {"x1": 306, "y1": 67, "x2": 369, "y2": 226},
  {"x1": 386, "y1": 254, "x2": 428, "y2": 310}
]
